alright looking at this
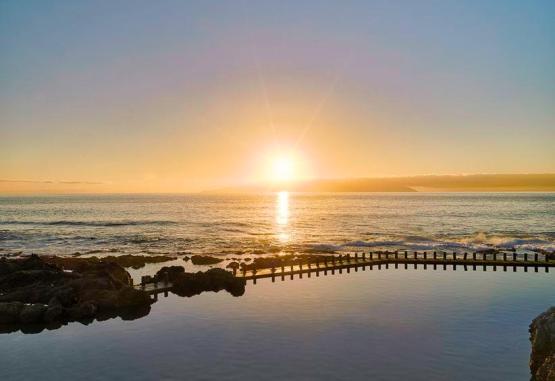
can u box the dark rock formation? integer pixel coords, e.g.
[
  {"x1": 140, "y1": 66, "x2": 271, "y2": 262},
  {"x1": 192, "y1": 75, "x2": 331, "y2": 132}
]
[
  {"x1": 155, "y1": 266, "x2": 245, "y2": 297},
  {"x1": 530, "y1": 307, "x2": 555, "y2": 381},
  {"x1": 189, "y1": 255, "x2": 224, "y2": 265},
  {"x1": 0, "y1": 255, "x2": 152, "y2": 333},
  {"x1": 44, "y1": 254, "x2": 175, "y2": 270},
  {"x1": 1, "y1": 255, "x2": 248, "y2": 334},
  {"x1": 240, "y1": 254, "x2": 337, "y2": 271},
  {"x1": 475, "y1": 248, "x2": 500, "y2": 255}
]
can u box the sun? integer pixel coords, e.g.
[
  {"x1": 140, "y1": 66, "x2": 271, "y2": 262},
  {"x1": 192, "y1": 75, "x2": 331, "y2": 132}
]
[{"x1": 272, "y1": 155, "x2": 294, "y2": 182}]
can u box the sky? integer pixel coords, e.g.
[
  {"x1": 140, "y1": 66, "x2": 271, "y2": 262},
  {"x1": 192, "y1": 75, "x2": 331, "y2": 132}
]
[{"x1": 1, "y1": 0, "x2": 554, "y2": 193}]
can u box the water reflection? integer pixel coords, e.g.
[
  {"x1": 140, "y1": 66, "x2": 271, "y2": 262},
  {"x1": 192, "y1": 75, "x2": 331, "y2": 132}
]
[{"x1": 276, "y1": 191, "x2": 289, "y2": 242}]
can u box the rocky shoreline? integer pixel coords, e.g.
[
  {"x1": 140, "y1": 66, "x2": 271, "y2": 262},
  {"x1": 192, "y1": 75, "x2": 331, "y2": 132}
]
[
  {"x1": 0, "y1": 255, "x2": 245, "y2": 333},
  {"x1": 0, "y1": 255, "x2": 152, "y2": 333},
  {"x1": 530, "y1": 307, "x2": 555, "y2": 381}
]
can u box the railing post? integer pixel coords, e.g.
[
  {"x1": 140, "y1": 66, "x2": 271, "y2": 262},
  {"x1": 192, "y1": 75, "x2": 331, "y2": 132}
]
[
  {"x1": 464, "y1": 252, "x2": 468, "y2": 261},
  {"x1": 524, "y1": 253, "x2": 528, "y2": 262},
  {"x1": 513, "y1": 253, "x2": 517, "y2": 261},
  {"x1": 453, "y1": 252, "x2": 457, "y2": 260},
  {"x1": 534, "y1": 253, "x2": 538, "y2": 262},
  {"x1": 473, "y1": 252, "x2": 476, "y2": 261},
  {"x1": 424, "y1": 252, "x2": 427, "y2": 260},
  {"x1": 395, "y1": 251, "x2": 398, "y2": 259},
  {"x1": 443, "y1": 252, "x2": 447, "y2": 261},
  {"x1": 414, "y1": 251, "x2": 418, "y2": 259},
  {"x1": 404, "y1": 251, "x2": 408, "y2": 259},
  {"x1": 493, "y1": 253, "x2": 497, "y2": 261},
  {"x1": 433, "y1": 251, "x2": 437, "y2": 260},
  {"x1": 140, "y1": 275, "x2": 147, "y2": 290},
  {"x1": 503, "y1": 253, "x2": 507, "y2": 262}
]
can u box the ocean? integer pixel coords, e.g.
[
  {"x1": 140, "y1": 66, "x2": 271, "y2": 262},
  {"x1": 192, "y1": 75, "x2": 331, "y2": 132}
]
[{"x1": 1, "y1": 192, "x2": 554, "y2": 256}]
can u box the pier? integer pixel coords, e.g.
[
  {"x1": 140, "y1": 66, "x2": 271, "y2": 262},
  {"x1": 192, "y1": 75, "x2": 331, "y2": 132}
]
[
  {"x1": 134, "y1": 251, "x2": 552, "y2": 294},
  {"x1": 133, "y1": 275, "x2": 173, "y2": 300},
  {"x1": 233, "y1": 251, "x2": 553, "y2": 284}
]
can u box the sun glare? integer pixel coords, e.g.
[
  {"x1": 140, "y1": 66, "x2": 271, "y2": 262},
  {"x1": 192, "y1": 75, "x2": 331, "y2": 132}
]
[{"x1": 272, "y1": 156, "x2": 294, "y2": 182}]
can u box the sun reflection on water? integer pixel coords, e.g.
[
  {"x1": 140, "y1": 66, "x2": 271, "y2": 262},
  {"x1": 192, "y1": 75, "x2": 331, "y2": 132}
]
[{"x1": 276, "y1": 191, "x2": 290, "y2": 242}]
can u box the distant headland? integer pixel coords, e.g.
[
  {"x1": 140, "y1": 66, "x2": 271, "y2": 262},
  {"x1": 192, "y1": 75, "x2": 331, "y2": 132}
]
[{"x1": 208, "y1": 174, "x2": 555, "y2": 193}]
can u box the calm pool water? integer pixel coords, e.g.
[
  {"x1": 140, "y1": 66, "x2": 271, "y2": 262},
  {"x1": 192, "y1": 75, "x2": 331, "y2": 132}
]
[{"x1": 1, "y1": 266, "x2": 552, "y2": 380}]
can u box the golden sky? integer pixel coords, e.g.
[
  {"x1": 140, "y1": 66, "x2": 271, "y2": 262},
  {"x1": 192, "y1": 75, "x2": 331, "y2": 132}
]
[{"x1": 1, "y1": 1, "x2": 554, "y2": 193}]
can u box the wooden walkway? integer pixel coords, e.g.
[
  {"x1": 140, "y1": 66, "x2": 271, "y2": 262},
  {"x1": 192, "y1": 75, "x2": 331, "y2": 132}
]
[
  {"x1": 133, "y1": 280, "x2": 173, "y2": 299},
  {"x1": 134, "y1": 251, "x2": 552, "y2": 293},
  {"x1": 234, "y1": 251, "x2": 553, "y2": 283}
]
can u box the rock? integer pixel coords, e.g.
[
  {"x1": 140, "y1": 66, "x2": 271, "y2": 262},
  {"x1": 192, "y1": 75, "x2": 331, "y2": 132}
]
[
  {"x1": 155, "y1": 267, "x2": 245, "y2": 297},
  {"x1": 44, "y1": 305, "x2": 63, "y2": 323},
  {"x1": 190, "y1": 255, "x2": 224, "y2": 265},
  {"x1": 530, "y1": 307, "x2": 555, "y2": 381},
  {"x1": 0, "y1": 256, "x2": 152, "y2": 332},
  {"x1": 19, "y1": 304, "x2": 47, "y2": 324},
  {"x1": 154, "y1": 266, "x2": 185, "y2": 282},
  {"x1": 240, "y1": 254, "x2": 336, "y2": 271},
  {"x1": 52, "y1": 287, "x2": 76, "y2": 307},
  {"x1": 0, "y1": 302, "x2": 24, "y2": 324},
  {"x1": 476, "y1": 248, "x2": 500, "y2": 255},
  {"x1": 42, "y1": 257, "x2": 132, "y2": 287},
  {"x1": 68, "y1": 301, "x2": 97, "y2": 320},
  {"x1": 116, "y1": 287, "x2": 152, "y2": 308},
  {"x1": 103, "y1": 254, "x2": 176, "y2": 269}
]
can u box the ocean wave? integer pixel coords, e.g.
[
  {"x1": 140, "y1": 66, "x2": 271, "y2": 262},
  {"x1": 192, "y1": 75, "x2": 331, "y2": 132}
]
[
  {"x1": 0, "y1": 230, "x2": 23, "y2": 241},
  {"x1": 305, "y1": 244, "x2": 343, "y2": 253},
  {"x1": 337, "y1": 232, "x2": 555, "y2": 253},
  {"x1": 0, "y1": 220, "x2": 178, "y2": 227},
  {"x1": 455, "y1": 232, "x2": 554, "y2": 249},
  {"x1": 345, "y1": 240, "x2": 409, "y2": 248}
]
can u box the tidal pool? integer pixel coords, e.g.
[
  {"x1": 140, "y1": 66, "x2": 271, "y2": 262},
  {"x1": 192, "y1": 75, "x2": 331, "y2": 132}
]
[{"x1": 1, "y1": 267, "x2": 552, "y2": 380}]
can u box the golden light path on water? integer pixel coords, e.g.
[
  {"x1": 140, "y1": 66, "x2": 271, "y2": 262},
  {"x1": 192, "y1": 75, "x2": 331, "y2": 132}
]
[{"x1": 276, "y1": 191, "x2": 290, "y2": 243}]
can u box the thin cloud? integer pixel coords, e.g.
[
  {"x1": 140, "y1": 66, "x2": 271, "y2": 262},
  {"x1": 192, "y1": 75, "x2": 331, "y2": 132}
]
[{"x1": 0, "y1": 179, "x2": 103, "y2": 185}]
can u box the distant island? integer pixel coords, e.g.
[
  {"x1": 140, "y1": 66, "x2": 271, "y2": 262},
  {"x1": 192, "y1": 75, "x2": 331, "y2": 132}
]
[{"x1": 208, "y1": 174, "x2": 555, "y2": 193}]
